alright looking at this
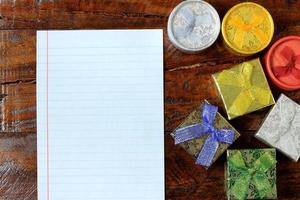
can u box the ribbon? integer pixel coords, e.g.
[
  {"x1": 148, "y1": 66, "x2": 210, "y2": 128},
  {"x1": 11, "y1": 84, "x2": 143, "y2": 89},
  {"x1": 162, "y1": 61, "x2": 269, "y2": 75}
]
[
  {"x1": 173, "y1": 7, "x2": 196, "y2": 38},
  {"x1": 229, "y1": 151, "x2": 276, "y2": 200},
  {"x1": 272, "y1": 46, "x2": 300, "y2": 79},
  {"x1": 173, "y1": 6, "x2": 213, "y2": 40},
  {"x1": 216, "y1": 62, "x2": 272, "y2": 117},
  {"x1": 175, "y1": 103, "x2": 235, "y2": 167},
  {"x1": 228, "y1": 14, "x2": 268, "y2": 49}
]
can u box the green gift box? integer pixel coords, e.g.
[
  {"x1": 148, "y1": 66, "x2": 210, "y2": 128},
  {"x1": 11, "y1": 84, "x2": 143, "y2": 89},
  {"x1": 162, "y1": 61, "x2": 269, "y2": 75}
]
[{"x1": 226, "y1": 149, "x2": 277, "y2": 200}]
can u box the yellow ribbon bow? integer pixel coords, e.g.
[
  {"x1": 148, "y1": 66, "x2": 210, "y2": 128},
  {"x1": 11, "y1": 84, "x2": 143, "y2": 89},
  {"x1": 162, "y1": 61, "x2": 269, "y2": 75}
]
[
  {"x1": 217, "y1": 62, "x2": 272, "y2": 117},
  {"x1": 229, "y1": 14, "x2": 268, "y2": 49}
]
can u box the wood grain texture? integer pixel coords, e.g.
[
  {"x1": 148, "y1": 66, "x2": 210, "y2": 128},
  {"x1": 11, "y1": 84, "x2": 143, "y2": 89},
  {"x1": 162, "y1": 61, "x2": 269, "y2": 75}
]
[{"x1": 0, "y1": 0, "x2": 300, "y2": 199}]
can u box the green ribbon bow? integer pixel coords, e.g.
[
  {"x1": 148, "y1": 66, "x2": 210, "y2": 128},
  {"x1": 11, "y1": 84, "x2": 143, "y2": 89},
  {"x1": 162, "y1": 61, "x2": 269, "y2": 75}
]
[{"x1": 228, "y1": 151, "x2": 276, "y2": 200}]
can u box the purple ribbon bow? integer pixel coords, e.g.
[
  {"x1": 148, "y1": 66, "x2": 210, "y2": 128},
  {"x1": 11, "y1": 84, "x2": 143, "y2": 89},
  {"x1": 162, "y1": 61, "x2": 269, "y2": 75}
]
[{"x1": 175, "y1": 103, "x2": 235, "y2": 167}]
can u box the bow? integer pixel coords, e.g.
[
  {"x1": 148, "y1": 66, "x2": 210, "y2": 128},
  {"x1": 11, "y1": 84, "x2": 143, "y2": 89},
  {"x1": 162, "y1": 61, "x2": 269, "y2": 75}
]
[
  {"x1": 173, "y1": 7, "x2": 196, "y2": 38},
  {"x1": 228, "y1": 14, "x2": 268, "y2": 49},
  {"x1": 229, "y1": 151, "x2": 276, "y2": 200},
  {"x1": 216, "y1": 62, "x2": 272, "y2": 118},
  {"x1": 175, "y1": 103, "x2": 235, "y2": 167},
  {"x1": 173, "y1": 6, "x2": 214, "y2": 39},
  {"x1": 272, "y1": 46, "x2": 300, "y2": 79}
]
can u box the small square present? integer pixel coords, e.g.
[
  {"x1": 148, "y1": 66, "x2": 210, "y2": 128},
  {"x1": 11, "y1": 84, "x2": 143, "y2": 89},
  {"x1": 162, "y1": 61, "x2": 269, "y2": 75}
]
[
  {"x1": 212, "y1": 58, "x2": 275, "y2": 120},
  {"x1": 226, "y1": 149, "x2": 277, "y2": 200},
  {"x1": 255, "y1": 94, "x2": 300, "y2": 161},
  {"x1": 171, "y1": 101, "x2": 240, "y2": 168}
]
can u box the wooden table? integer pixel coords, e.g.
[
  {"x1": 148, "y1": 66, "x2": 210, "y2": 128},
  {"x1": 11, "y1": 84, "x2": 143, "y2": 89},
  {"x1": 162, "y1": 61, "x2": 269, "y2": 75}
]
[{"x1": 1, "y1": 0, "x2": 300, "y2": 199}]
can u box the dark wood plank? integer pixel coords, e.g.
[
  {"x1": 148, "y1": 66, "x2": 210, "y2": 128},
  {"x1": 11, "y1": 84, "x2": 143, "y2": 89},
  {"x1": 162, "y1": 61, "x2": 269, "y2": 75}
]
[
  {"x1": 0, "y1": 0, "x2": 300, "y2": 199},
  {"x1": 0, "y1": 132, "x2": 36, "y2": 200},
  {"x1": 0, "y1": 81, "x2": 36, "y2": 132},
  {"x1": 0, "y1": 30, "x2": 36, "y2": 132},
  {"x1": 0, "y1": 0, "x2": 299, "y2": 30}
]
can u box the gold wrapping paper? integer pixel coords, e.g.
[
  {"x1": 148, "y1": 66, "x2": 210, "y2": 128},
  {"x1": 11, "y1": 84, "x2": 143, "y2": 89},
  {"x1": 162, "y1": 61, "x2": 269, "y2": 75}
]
[
  {"x1": 212, "y1": 58, "x2": 275, "y2": 120},
  {"x1": 170, "y1": 101, "x2": 240, "y2": 167},
  {"x1": 222, "y1": 2, "x2": 274, "y2": 55}
]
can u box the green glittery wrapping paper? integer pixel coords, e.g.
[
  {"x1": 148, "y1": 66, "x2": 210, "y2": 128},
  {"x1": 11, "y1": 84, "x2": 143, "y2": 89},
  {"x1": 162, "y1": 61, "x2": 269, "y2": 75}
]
[{"x1": 225, "y1": 149, "x2": 277, "y2": 200}]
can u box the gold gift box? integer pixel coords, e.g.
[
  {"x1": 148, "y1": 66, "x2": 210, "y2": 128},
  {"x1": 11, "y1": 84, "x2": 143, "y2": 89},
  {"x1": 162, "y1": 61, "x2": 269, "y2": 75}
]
[
  {"x1": 170, "y1": 101, "x2": 240, "y2": 167},
  {"x1": 222, "y1": 2, "x2": 274, "y2": 55},
  {"x1": 212, "y1": 58, "x2": 275, "y2": 120}
]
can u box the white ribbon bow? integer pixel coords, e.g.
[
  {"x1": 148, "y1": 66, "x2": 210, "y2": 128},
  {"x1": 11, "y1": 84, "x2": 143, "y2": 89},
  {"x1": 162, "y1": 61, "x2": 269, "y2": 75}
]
[{"x1": 173, "y1": 7, "x2": 214, "y2": 40}]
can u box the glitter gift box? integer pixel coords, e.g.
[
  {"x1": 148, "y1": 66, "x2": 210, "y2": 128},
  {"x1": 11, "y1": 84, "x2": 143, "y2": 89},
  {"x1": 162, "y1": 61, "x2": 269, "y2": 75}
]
[
  {"x1": 255, "y1": 94, "x2": 300, "y2": 161},
  {"x1": 212, "y1": 58, "x2": 275, "y2": 120},
  {"x1": 167, "y1": 0, "x2": 220, "y2": 53},
  {"x1": 171, "y1": 101, "x2": 240, "y2": 168},
  {"x1": 226, "y1": 149, "x2": 277, "y2": 200},
  {"x1": 222, "y1": 2, "x2": 274, "y2": 55}
]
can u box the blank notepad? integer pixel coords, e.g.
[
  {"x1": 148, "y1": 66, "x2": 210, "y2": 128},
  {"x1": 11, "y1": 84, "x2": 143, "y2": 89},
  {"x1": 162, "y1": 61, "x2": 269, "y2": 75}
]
[{"x1": 37, "y1": 30, "x2": 164, "y2": 200}]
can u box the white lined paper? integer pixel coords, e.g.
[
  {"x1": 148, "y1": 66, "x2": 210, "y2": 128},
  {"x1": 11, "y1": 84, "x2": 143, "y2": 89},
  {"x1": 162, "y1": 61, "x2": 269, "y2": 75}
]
[{"x1": 37, "y1": 30, "x2": 164, "y2": 200}]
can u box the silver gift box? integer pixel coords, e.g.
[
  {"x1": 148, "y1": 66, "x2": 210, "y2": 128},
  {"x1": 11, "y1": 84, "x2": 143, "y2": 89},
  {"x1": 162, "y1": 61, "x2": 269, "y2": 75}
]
[
  {"x1": 167, "y1": 0, "x2": 220, "y2": 53},
  {"x1": 255, "y1": 94, "x2": 300, "y2": 161}
]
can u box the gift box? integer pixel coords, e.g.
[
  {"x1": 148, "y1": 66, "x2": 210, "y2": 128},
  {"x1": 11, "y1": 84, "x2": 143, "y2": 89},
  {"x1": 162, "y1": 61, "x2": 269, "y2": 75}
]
[
  {"x1": 221, "y1": 2, "x2": 274, "y2": 55},
  {"x1": 255, "y1": 94, "x2": 300, "y2": 161},
  {"x1": 171, "y1": 101, "x2": 240, "y2": 168},
  {"x1": 212, "y1": 58, "x2": 275, "y2": 120},
  {"x1": 167, "y1": 0, "x2": 220, "y2": 53},
  {"x1": 264, "y1": 36, "x2": 300, "y2": 90},
  {"x1": 226, "y1": 149, "x2": 277, "y2": 200}
]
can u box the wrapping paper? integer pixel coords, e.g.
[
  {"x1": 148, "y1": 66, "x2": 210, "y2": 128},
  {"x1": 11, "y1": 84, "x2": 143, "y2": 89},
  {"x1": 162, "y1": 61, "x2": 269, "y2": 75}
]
[
  {"x1": 171, "y1": 101, "x2": 240, "y2": 168},
  {"x1": 212, "y1": 58, "x2": 275, "y2": 120},
  {"x1": 226, "y1": 149, "x2": 277, "y2": 200},
  {"x1": 256, "y1": 94, "x2": 300, "y2": 161},
  {"x1": 222, "y1": 2, "x2": 274, "y2": 55}
]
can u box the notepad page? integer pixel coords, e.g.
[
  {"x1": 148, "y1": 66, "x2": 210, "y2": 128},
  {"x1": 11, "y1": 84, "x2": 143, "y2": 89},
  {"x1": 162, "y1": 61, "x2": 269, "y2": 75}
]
[{"x1": 37, "y1": 30, "x2": 164, "y2": 200}]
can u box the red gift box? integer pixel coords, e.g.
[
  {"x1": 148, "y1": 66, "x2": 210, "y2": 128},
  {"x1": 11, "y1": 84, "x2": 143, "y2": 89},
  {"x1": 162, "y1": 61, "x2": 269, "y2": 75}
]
[{"x1": 265, "y1": 36, "x2": 300, "y2": 90}]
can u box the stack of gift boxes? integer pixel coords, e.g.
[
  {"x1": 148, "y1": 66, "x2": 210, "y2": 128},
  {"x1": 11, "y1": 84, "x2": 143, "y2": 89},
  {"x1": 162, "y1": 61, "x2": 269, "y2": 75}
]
[{"x1": 168, "y1": 1, "x2": 300, "y2": 199}]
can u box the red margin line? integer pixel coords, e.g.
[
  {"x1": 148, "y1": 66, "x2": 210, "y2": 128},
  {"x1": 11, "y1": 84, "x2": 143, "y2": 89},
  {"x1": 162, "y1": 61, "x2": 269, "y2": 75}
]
[{"x1": 46, "y1": 30, "x2": 50, "y2": 200}]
